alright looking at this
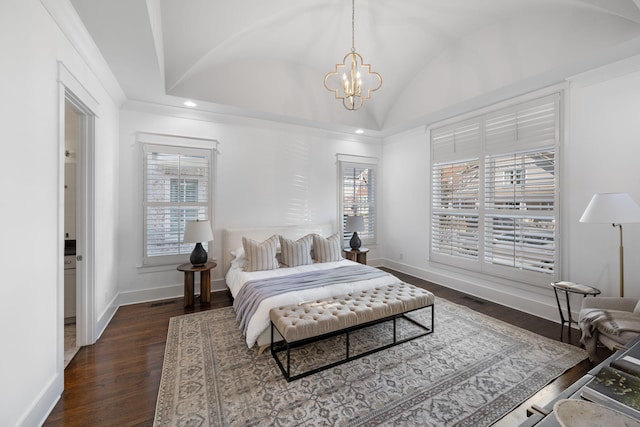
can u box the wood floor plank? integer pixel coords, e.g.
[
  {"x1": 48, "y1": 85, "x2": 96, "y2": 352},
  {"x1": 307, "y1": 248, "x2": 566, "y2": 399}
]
[{"x1": 44, "y1": 270, "x2": 605, "y2": 426}]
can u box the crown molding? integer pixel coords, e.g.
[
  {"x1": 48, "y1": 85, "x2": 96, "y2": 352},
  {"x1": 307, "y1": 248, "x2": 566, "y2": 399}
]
[
  {"x1": 122, "y1": 99, "x2": 385, "y2": 144},
  {"x1": 40, "y1": 0, "x2": 126, "y2": 106}
]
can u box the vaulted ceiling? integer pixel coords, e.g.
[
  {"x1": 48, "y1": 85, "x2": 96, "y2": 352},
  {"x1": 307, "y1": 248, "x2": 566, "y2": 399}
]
[{"x1": 70, "y1": 0, "x2": 640, "y2": 135}]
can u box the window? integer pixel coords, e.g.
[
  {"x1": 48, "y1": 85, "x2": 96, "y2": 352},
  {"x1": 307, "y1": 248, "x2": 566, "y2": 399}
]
[
  {"x1": 431, "y1": 158, "x2": 480, "y2": 261},
  {"x1": 339, "y1": 159, "x2": 377, "y2": 246},
  {"x1": 430, "y1": 93, "x2": 560, "y2": 285},
  {"x1": 142, "y1": 141, "x2": 214, "y2": 265}
]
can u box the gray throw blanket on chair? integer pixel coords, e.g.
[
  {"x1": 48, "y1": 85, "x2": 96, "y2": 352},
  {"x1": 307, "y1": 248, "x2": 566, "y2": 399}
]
[{"x1": 579, "y1": 308, "x2": 640, "y2": 360}]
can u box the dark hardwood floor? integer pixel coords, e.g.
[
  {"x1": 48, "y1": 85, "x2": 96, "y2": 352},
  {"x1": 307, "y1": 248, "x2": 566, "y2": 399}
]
[{"x1": 44, "y1": 269, "x2": 609, "y2": 426}]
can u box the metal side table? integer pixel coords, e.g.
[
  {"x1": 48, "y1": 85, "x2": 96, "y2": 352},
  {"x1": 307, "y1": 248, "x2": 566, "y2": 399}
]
[{"x1": 551, "y1": 281, "x2": 600, "y2": 331}]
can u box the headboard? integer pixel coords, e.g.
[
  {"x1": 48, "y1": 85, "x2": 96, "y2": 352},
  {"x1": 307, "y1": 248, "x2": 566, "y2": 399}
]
[{"x1": 222, "y1": 223, "x2": 334, "y2": 274}]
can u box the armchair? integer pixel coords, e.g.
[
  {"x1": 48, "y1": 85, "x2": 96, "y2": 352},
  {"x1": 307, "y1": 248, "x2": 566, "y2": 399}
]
[{"x1": 579, "y1": 297, "x2": 640, "y2": 361}]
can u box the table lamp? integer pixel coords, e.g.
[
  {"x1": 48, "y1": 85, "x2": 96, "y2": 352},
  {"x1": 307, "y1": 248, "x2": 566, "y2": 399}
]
[
  {"x1": 345, "y1": 215, "x2": 365, "y2": 250},
  {"x1": 184, "y1": 219, "x2": 213, "y2": 267},
  {"x1": 580, "y1": 192, "x2": 640, "y2": 297}
]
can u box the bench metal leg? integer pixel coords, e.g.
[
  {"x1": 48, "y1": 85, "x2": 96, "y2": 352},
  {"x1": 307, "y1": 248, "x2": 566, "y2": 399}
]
[
  {"x1": 393, "y1": 316, "x2": 397, "y2": 344},
  {"x1": 346, "y1": 330, "x2": 350, "y2": 359}
]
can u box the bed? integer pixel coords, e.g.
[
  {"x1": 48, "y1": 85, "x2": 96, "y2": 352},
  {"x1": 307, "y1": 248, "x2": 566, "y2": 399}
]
[{"x1": 223, "y1": 224, "x2": 407, "y2": 351}]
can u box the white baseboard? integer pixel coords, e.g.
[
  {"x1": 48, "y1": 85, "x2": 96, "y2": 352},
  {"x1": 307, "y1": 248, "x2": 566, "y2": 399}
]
[
  {"x1": 117, "y1": 284, "x2": 183, "y2": 306},
  {"x1": 116, "y1": 278, "x2": 227, "y2": 307},
  {"x1": 96, "y1": 294, "x2": 119, "y2": 341},
  {"x1": 17, "y1": 372, "x2": 62, "y2": 427},
  {"x1": 211, "y1": 279, "x2": 227, "y2": 292},
  {"x1": 381, "y1": 258, "x2": 566, "y2": 326},
  {"x1": 367, "y1": 257, "x2": 383, "y2": 267}
]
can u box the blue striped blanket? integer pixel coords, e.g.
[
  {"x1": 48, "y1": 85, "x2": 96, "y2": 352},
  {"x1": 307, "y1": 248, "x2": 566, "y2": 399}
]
[{"x1": 233, "y1": 264, "x2": 390, "y2": 335}]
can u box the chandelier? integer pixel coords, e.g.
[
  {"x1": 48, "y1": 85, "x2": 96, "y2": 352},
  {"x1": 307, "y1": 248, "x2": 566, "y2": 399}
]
[{"x1": 324, "y1": 0, "x2": 382, "y2": 111}]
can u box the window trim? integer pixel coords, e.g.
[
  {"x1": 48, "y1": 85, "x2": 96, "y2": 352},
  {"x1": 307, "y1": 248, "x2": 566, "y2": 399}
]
[
  {"x1": 429, "y1": 91, "x2": 562, "y2": 286},
  {"x1": 337, "y1": 154, "x2": 379, "y2": 247},
  {"x1": 137, "y1": 132, "x2": 218, "y2": 267}
]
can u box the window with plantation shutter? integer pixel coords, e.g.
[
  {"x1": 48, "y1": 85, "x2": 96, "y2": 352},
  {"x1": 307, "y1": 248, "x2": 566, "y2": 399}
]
[
  {"x1": 339, "y1": 159, "x2": 377, "y2": 246},
  {"x1": 431, "y1": 159, "x2": 480, "y2": 261},
  {"x1": 430, "y1": 92, "x2": 561, "y2": 285},
  {"x1": 142, "y1": 141, "x2": 215, "y2": 265}
]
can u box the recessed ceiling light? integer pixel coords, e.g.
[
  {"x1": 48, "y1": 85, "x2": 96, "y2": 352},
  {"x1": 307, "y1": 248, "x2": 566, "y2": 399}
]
[
  {"x1": 355, "y1": 129, "x2": 364, "y2": 134},
  {"x1": 183, "y1": 101, "x2": 197, "y2": 107}
]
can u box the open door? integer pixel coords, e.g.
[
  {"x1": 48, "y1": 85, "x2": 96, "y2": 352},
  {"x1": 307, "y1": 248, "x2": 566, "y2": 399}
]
[
  {"x1": 61, "y1": 88, "x2": 96, "y2": 369},
  {"x1": 63, "y1": 99, "x2": 81, "y2": 367}
]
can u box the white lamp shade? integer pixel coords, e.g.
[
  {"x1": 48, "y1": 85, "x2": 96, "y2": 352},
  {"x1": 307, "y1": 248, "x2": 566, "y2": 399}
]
[
  {"x1": 580, "y1": 193, "x2": 640, "y2": 224},
  {"x1": 345, "y1": 215, "x2": 365, "y2": 232},
  {"x1": 184, "y1": 220, "x2": 213, "y2": 243}
]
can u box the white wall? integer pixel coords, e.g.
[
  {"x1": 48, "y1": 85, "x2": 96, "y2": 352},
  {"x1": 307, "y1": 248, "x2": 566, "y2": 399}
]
[
  {"x1": 116, "y1": 106, "x2": 383, "y2": 304},
  {"x1": 381, "y1": 68, "x2": 640, "y2": 323},
  {"x1": 567, "y1": 70, "x2": 640, "y2": 298},
  {"x1": 0, "y1": 1, "x2": 121, "y2": 425}
]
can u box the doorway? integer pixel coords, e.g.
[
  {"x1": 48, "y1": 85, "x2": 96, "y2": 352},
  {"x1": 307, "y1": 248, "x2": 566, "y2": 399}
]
[
  {"x1": 63, "y1": 99, "x2": 81, "y2": 367},
  {"x1": 61, "y1": 89, "x2": 95, "y2": 369}
]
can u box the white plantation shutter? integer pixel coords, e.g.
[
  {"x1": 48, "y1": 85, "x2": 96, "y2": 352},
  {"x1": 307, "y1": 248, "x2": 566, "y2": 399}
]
[
  {"x1": 431, "y1": 159, "x2": 480, "y2": 261},
  {"x1": 484, "y1": 150, "x2": 556, "y2": 211},
  {"x1": 340, "y1": 161, "x2": 377, "y2": 245},
  {"x1": 431, "y1": 119, "x2": 481, "y2": 162},
  {"x1": 430, "y1": 93, "x2": 560, "y2": 285},
  {"x1": 483, "y1": 214, "x2": 555, "y2": 273},
  {"x1": 431, "y1": 118, "x2": 481, "y2": 267},
  {"x1": 484, "y1": 96, "x2": 558, "y2": 154},
  {"x1": 143, "y1": 143, "x2": 213, "y2": 265}
]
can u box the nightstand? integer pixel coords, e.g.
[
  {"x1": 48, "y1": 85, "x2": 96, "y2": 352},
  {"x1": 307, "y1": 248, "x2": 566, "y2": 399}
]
[
  {"x1": 343, "y1": 247, "x2": 369, "y2": 265},
  {"x1": 177, "y1": 261, "x2": 216, "y2": 307}
]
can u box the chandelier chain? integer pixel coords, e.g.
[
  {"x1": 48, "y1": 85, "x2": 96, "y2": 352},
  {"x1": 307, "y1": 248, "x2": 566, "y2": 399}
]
[{"x1": 351, "y1": 0, "x2": 355, "y2": 52}]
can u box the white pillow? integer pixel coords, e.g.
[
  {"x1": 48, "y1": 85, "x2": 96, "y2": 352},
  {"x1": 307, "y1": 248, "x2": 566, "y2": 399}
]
[
  {"x1": 279, "y1": 234, "x2": 313, "y2": 267},
  {"x1": 242, "y1": 235, "x2": 279, "y2": 272},
  {"x1": 312, "y1": 233, "x2": 343, "y2": 263},
  {"x1": 229, "y1": 247, "x2": 247, "y2": 269},
  {"x1": 230, "y1": 247, "x2": 245, "y2": 259}
]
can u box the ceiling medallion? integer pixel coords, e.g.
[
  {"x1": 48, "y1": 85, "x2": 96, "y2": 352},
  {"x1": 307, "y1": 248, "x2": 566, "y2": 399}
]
[{"x1": 324, "y1": 0, "x2": 382, "y2": 111}]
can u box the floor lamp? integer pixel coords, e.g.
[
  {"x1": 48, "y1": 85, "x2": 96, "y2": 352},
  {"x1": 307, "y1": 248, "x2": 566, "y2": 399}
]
[{"x1": 580, "y1": 193, "x2": 640, "y2": 297}]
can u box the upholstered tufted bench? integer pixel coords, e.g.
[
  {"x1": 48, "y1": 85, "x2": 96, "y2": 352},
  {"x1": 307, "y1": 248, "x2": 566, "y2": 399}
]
[{"x1": 269, "y1": 282, "x2": 435, "y2": 381}]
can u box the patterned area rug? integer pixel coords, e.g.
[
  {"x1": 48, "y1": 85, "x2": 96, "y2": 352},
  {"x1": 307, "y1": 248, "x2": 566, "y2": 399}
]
[{"x1": 153, "y1": 298, "x2": 586, "y2": 426}]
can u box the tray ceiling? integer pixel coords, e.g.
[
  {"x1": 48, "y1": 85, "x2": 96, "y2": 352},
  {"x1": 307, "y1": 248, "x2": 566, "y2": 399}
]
[{"x1": 70, "y1": 0, "x2": 640, "y2": 134}]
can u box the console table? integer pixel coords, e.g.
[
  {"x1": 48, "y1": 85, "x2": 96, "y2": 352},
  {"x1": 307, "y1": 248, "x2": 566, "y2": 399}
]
[{"x1": 177, "y1": 261, "x2": 216, "y2": 307}]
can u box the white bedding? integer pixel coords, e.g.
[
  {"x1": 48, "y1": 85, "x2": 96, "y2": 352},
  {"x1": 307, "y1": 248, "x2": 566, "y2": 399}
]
[{"x1": 226, "y1": 259, "x2": 401, "y2": 348}]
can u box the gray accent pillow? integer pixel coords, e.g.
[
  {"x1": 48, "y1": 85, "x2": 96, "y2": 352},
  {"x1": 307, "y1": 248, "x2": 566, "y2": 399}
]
[
  {"x1": 279, "y1": 234, "x2": 313, "y2": 267},
  {"x1": 242, "y1": 235, "x2": 279, "y2": 272},
  {"x1": 312, "y1": 233, "x2": 343, "y2": 263}
]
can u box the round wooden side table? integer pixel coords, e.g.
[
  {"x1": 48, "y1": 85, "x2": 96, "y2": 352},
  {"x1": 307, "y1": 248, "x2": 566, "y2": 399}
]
[
  {"x1": 343, "y1": 247, "x2": 369, "y2": 265},
  {"x1": 177, "y1": 261, "x2": 216, "y2": 307}
]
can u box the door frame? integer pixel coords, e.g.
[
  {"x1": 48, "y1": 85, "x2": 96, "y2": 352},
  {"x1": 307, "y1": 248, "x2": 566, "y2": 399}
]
[{"x1": 57, "y1": 62, "x2": 97, "y2": 373}]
